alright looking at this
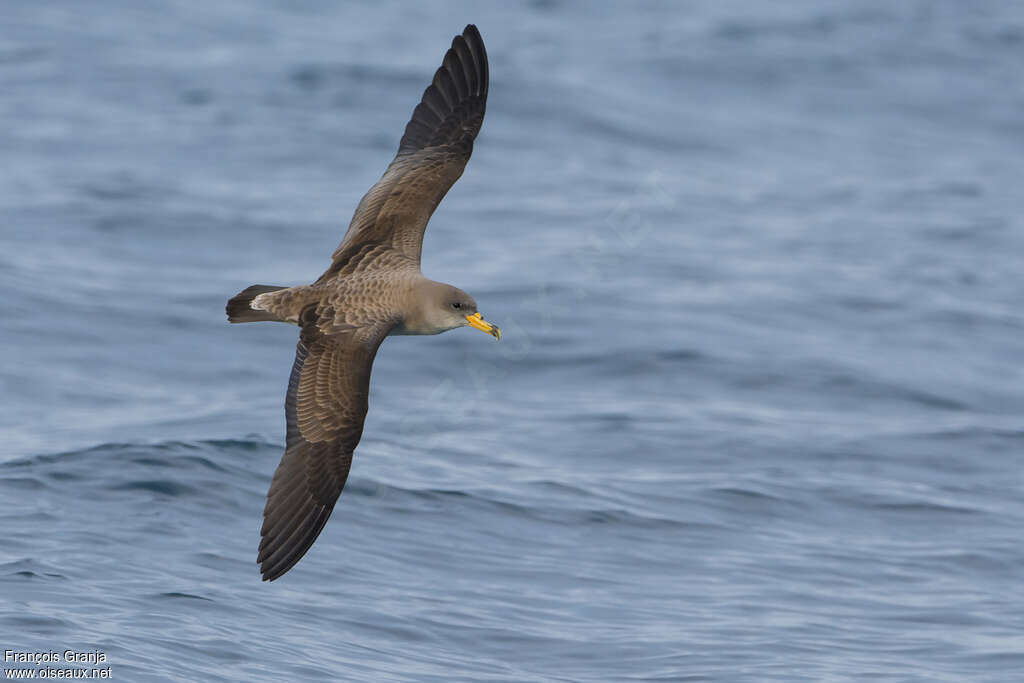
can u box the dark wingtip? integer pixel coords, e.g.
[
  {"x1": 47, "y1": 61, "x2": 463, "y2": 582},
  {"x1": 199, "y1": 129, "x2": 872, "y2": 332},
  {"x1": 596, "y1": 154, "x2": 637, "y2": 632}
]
[
  {"x1": 257, "y1": 488, "x2": 336, "y2": 582},
  {"x1": 257, "y1": 514, "x2": 331, "y2": 582},
  {"x1": 462, "y1": 25, "x2": 487, "y2": 99},
  {"x1": 260, "y1": 560, "x2": 287, "y2": 582},
  {"x1": 397, "y1": 24, "x2": 488, "y2": 156}
]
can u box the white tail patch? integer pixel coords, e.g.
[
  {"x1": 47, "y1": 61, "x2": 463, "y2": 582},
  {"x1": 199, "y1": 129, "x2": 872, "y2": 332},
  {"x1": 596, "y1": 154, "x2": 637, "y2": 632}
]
[{"x1": 251, "y1": 293, "x2": 271, "y2": 310}]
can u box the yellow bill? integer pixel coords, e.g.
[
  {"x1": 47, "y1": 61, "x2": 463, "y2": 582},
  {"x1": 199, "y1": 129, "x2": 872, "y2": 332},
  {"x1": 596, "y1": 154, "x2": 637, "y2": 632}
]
[{"x1": 465, "y1": 312, "x2": 501, "y2": 340}]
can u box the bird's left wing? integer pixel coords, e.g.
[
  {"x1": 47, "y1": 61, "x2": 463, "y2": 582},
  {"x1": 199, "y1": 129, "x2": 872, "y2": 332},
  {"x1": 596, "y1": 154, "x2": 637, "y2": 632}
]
[
  {"x1": 318, "y1": 24, "x2": 488, "y2": 279},
  {"x1": 258, "y1": 315, "x2": 392, "y2": 581}
]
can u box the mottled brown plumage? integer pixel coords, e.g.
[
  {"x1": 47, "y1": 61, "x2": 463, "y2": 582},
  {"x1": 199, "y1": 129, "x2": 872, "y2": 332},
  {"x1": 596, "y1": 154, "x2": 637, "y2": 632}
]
[{"x1": 225, "y1": 25, "x2": 500, "y2": 582}]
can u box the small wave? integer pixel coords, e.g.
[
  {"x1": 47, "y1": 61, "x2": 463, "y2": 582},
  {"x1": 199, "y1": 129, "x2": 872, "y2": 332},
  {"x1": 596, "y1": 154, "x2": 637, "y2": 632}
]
[
  {"x1": 1, "y1": 440, "x2": 278, "y2": 506},
  {"x1": 918, "y1": 426, "x2": 1024, "y2": 442},
  {"x1": 812, "y1": 371, "x2": 968, "y2": 412},
  {"x1": 869, "y1": 500, "x2": 980, "y2": 516},
  {"x1": 3, "y1": 438, "x2": 277, "y2": 469},
  {"x1": 1, "y1": 615, "x2": 74, "y2": 633},
  {"x1": 108, "y1": 480, "x2": 199, "y2": 497},
  {"x1": 712, "y1": 8, "x2": 891, "y2": 43},
  {"x1": 6, "y1": 570, "x2": 68, "y2": 581},
  {"x1": 710, "y1": 486, "x2": 786, "y2": 503},
  {"x1": 349, "y1": 478, "x2": 707, "y2": 531},
  {"x1": 288, "y1": 62, "x2": 422, "y2": 93},
  {"x1": 0, "y1": 559, "x2": 68, "y2": 582},
  {"x1": 825, "y1": 489, "x2": 983, "y2": 517},
  {"x1": 834, "y1": 295, "x2": 904, "y2": 313},
  {"x1": 0, "y1": 46, "x2": 49, "y2": 66},
  {"x1": 0, "y1": 476, "x2": 47, "y2": 491},
  {"x1": 157, "y1": 592, "x2": 214, "y2": 602}
]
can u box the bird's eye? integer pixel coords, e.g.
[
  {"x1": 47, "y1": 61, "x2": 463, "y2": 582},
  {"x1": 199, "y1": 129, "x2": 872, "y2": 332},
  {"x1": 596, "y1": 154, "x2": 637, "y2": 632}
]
[{"x1": 452, "y1": 302, "x2": 462, "y2": 309}]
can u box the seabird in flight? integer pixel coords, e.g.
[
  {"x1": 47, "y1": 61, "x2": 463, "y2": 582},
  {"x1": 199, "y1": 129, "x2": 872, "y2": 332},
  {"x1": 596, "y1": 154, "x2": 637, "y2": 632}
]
[{"x1": 226, "y1": 24, "x2": 498, "y2": 581}]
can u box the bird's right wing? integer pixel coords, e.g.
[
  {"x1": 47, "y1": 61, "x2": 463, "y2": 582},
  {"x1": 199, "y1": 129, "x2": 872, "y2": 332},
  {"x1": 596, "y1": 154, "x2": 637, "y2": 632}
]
[
  {"x1": 257, "y1": 315, "x2": 392, "y2": 581},
  {"x1": 318, "y1": 24, "x2": 488, "y2": 279}
]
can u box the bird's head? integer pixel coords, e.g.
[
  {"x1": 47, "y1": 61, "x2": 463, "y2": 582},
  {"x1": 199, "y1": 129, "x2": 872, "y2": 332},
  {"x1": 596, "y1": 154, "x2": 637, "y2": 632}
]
[{"x1": 418, "y1": 281, "x2": 500, "y2": 339}]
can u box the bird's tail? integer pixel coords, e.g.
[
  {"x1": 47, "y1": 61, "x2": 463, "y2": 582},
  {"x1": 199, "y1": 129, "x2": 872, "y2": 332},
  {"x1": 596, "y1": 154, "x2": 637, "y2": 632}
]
[{"x1": 226, "y1": 285, "x2": 287, "y2": 323}]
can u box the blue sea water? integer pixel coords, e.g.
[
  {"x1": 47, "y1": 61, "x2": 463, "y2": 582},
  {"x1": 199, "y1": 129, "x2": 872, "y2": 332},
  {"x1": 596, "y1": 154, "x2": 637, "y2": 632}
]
[{"x1": 2, "y1": 1, "x2": 1024, "y2": 680}]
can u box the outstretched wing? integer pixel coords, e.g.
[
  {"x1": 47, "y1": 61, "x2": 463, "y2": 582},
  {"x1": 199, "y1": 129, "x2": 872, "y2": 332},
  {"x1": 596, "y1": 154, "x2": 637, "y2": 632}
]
[
  {"x1": 258, "y1": 316, "x2": 391, "y2": 581},
  {"x1": 319, "y1": 24, "x2": 488, "y2": 279}
]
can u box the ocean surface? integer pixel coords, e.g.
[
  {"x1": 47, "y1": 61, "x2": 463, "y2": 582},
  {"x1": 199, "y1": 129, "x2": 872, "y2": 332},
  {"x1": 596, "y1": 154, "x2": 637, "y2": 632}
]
[{"x1": 2, "y1": 1, "x2": 1024, "y2": 680}]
